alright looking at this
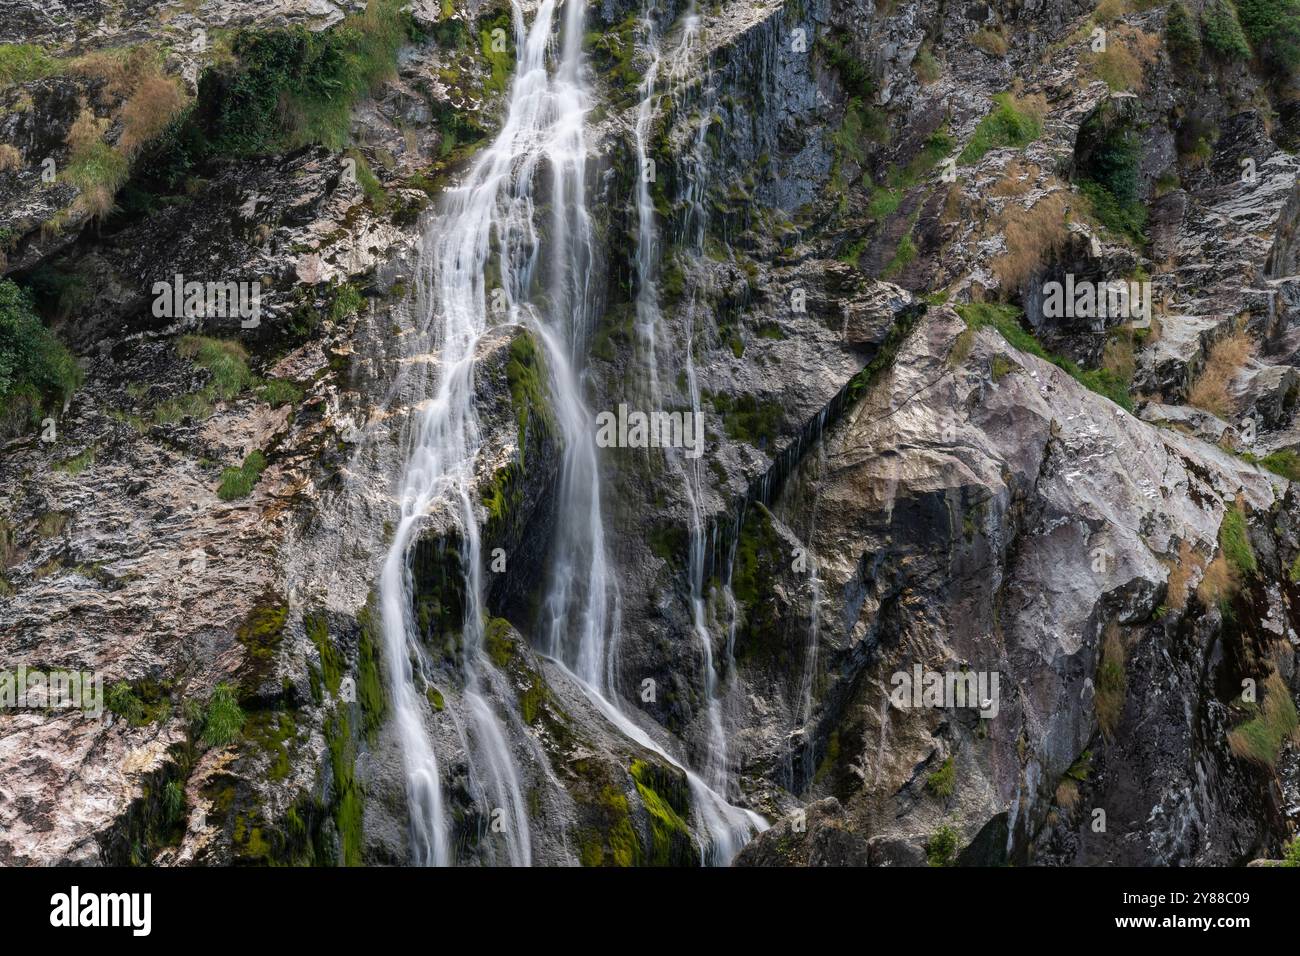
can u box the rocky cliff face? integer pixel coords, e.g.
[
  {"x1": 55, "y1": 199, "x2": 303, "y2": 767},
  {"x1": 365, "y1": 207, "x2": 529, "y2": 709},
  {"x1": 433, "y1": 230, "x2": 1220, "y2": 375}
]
[{"x1": 1, "y1": 0, "x2": 1298, "y2": 867}]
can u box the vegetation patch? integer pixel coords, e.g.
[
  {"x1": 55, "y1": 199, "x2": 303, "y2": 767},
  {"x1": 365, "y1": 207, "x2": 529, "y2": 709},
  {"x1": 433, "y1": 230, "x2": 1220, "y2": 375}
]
[
  {"x1": 201, "y1": 683, "x2": 245, "y2": 747},
  {"x1": 0, "y1": 279, "x2": 81, "y2": 437},
  {"x1": 925, "y1": 754, "x2": 956, "y2": 799},
  {"x1": 1095, "y1": 621, "x2": 1127, "y2": 739},
  {"x1": 958, "y1": 93, "x2": 1044, "y2": 166},
  {"x1": 217, "y1": 449, "x2": 268, "y2": 500},
  {"x1": 955, "y1": 303, "x2": 1133, "y2": 410},
  {"x1": 1228, "y1": 672, "x2": 1298, "y2": 767}
]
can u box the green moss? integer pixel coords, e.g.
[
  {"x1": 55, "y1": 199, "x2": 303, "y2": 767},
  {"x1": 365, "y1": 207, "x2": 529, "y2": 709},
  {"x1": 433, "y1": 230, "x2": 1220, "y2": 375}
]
[
  {"x1": 629, "y1": 759, "x2": 696, "y2": 866},
  {"x1": 706, "y1": 391, "x2": 783, "y2": 450},
  {"x1": 484, "y1": 616, "x2": 514, "y2": 668},
  {"x1": 305, "y1": 610, "x2": 342, "y2": 696},
  {"x1": 504, "y1": 330, "x2": 553, "y2": 464},
  {"x1": 477, "y1": 11, "x2": 514, "y2": 95},
  {"x1": 235, "y1": 602, "x2": 287, "y2": 690},
  {"x1": 925, "y1": 755, "x2": 956, "y2": 799},
  {"x1": 242, "y1": 707, "x2": 298, "y2": 780},
  {"x1": 356, "y1": 600, "x2": 387, "y2": 743},
  {"x1": 325, "y1": 709, "x2": 364, "y2": 865}
]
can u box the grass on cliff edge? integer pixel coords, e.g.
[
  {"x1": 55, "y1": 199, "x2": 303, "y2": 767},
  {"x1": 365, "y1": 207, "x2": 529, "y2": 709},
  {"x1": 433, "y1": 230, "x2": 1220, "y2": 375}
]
[
  {"x1": 955, "y1": 302, "x2": 1134, "y2": 411},
  {"x1": 1228, "y1": 671, "x2": 1298, "y2": 768}
]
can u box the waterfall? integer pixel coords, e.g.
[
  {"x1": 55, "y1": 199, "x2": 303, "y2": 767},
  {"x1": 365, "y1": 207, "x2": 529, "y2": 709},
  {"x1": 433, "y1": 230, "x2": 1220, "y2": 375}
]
[
  {"x1": 626, "y1": 2, "x2": 767, "y2": 865},
  {"x1": 377, "y1": 0, "x2": 582, "y2": 867}
]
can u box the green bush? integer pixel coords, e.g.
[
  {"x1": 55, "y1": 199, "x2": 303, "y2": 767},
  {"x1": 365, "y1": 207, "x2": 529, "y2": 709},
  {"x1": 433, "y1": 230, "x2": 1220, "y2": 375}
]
[
  {"x1": 926, "y1": 825, "x2": 959, "y2": 866},
  {"x1": 0, "y1": 279, "x2": 81, "y2": 431},
  {"x1": 125, "y1": 0, "x2": 411, "y2": 204},
  {"x1": 1202, "y1": 0, "x2": 1253, "y2": 60},
  {"x1": 1234, "y1": 0, "x2": 1300, "y2": 72},
  {"x1": 1075, "y1": 106, "x2": 1148, "y2": 245},
  {"x1": 1165, "y1": 2, "x2": 1203, "y2": 68},
  {"x1": 201, "y1": 683, "x2": 245, "y2": 747}
]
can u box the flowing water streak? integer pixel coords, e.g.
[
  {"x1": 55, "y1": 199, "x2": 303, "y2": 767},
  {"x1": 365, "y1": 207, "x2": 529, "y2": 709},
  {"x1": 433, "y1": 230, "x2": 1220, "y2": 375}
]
[
  {"x1": 534, "y1": 0, "x2": 618, "y2": 695},
  {"x1": 379, "y1": 0, "x2": 588, "y2": 866},
  {"x1": 627, "y1": 5, "x2": 766, "y2": 864}
]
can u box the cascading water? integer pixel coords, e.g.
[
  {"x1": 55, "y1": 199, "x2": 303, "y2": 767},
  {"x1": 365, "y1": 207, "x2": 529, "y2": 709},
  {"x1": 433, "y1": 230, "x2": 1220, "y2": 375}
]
[
  {"x1": 378, "y1": 0, "x2": 762, "y2": 867},
  {"x1": 627, "y1": 2, "x2": 767, "y2": 865},
  {"x1": 378, "y1": 0, "x2": 584, "y2": 867}
]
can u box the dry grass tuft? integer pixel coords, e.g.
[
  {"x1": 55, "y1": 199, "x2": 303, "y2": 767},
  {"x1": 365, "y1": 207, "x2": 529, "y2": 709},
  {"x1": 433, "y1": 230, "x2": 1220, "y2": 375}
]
[
  {"x1": 992, "y1": 192, "x2": 1070, "y2": 291},
  {"x1": 1187, "y1": 327, "x2": 1253, "y2": 418},
  {"x1": 1166, "y1": 539, "x2": 1202, "y2": 611},
  {"x1": 1055, "y1": 779, "x2": 1081, "y2": 811},
  {"x1": 118, "y1": 75, "x2": 186, "y2": 154},
  {"x1": 1095, "y1": 621, "x2": 1127, "y2": 739},
  {"x1": 1196, "y1": 553, "x2": 1238, "y2": 608},
  {"x1": 972, "y1": 28, "x2": 1009, "y2": 56},
  {"x1": 0, "y1": 143, "x2": 21, "y2": 171}
]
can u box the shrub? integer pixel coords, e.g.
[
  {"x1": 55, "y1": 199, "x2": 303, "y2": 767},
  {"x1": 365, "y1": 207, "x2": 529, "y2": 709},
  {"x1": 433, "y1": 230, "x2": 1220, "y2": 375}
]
[
  {"x1": 118, "y1": 74, "x2": 187, "y2": 155},
  {"x1": 993, "y1": 192, "x2": 1070, "y2": 291},
  {"x1": 1165, "y1": 2, "x2": 1203, "y2": 68},
  {"x1": 926, "y1": 825, "x2": 959, "y2": 866},
  {"x1": 926, "y1": 755, "x2": 956, "y2": 798},
  {"x1": 1202, "y1": 0, "x2": 1253, "y2": 60},
  {"x1": 177, "y1": 335, "x2": 253, "y2": 399},
  {"x1": 958, "y1": 93, "x2": 1044, "y2": 165},
  {"x1": 1283, "y1": 837, "x2": 1300, "y2": 866},
  {"x1": 0, "y1": 279, "x2": 80, "y2": 432},
  {"x1": 971, "y1": 28, "x2": 1009, "y2": 56},
  {"x1": 913, "y1": 47, "x2": 942, "y2": 83},
  {"x1": 1234, "y1": 0, "x2": 1300, "y2": 72},
  {"x1": 201, "y1": 683, "x2": 245, "y2": 747}
]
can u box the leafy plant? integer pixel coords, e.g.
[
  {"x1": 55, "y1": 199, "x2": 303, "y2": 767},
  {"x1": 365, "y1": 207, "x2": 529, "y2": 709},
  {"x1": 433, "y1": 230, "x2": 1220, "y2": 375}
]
[{"x1": 0, "y1": 279, "x2": 81, "y2": 434}]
